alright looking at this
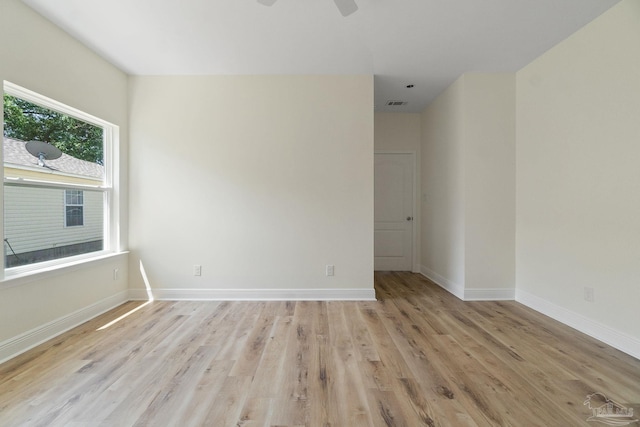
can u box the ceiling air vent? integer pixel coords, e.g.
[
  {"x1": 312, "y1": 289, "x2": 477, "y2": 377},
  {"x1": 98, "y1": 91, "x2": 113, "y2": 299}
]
[{"x1": 386, "y1": 100, "x2": 408, "y2": 106}]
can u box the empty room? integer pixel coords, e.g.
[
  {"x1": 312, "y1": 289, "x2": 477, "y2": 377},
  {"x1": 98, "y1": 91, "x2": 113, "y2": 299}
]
[{"x1": 0, "y1": 0, "x2": 639, "y2": 425}]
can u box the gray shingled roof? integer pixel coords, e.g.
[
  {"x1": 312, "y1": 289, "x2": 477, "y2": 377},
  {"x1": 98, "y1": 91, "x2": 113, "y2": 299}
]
[{"x1": 3, "y1": 137, "x2": 103, "y2": 180}]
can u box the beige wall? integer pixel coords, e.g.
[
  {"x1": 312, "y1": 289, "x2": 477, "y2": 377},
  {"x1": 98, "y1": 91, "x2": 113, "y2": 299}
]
[
  {"x1": 463, "y1": 74, "x2": 515, "y2": 293},
  {"x1": 420, "y1": 74, "x2": 515, "y2": 298},
  {"x1": 129, "y1": 75, "x2": 374, "y2": 296},
  {"x1": 516, "y1": 0, "x2": 640, "y2": 352},
  {"x1": 374, "y1": 112, "x2": 420, "y2": 152},
  {"x1": 420, "y1": 78, "x2": 466, "y2": 295},
  {"x1": 0, "y1": 0, "x2": 129, "y2": 359}
]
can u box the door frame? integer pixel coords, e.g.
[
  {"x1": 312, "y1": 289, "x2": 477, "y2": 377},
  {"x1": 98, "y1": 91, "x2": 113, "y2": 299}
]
[{"x1": 374, "y1": 151, "x2": 420, "y2": 273}]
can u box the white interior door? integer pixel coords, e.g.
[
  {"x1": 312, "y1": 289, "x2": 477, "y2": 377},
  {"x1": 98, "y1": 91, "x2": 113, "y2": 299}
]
[{"x1": 374, "y1": 153, "x2": 414, "y2": 271}]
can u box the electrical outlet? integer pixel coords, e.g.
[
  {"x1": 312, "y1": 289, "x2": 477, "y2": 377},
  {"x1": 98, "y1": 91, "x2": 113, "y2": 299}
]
[
  {"x1": 584, "y1": 287, "x2": 594, "y2": 302},
  {"x1": 326, "y1": 265, "x2": 335, "y2": 276},
  {"x1": 113, "y1": 268, "x2": 119, "y2": 281},
  {"x1": 194, "y1": 265, "x2": 202, "y2": 276}
]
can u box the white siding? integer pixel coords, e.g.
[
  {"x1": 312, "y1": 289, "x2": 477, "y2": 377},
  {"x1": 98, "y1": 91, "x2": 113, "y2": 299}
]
[{"x1": 4, "y1": 186, "x2": 103, "y2": 254}]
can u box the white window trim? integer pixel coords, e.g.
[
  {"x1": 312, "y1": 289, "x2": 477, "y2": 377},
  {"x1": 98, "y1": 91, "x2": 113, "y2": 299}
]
[
  {"x1": 2, "y1": 81, "x2": 121, "y2": 278},
  {"x1": 64, "y1": 189, "x2": 85, "y2": 227}
]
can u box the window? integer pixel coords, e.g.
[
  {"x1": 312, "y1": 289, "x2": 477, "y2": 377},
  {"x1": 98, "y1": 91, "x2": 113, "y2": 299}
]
[
  {"x1": 3, "y1": 81, "x2": 119, "y2": 273},
  {"x1": 65, "y1": 190, "x2": 84, "y2": 227}
]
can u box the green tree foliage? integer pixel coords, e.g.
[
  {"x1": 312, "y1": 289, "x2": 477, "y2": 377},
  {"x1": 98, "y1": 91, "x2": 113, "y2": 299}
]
[{"x1": 3, "y1": 94, "x2": 103, "y2": 164}]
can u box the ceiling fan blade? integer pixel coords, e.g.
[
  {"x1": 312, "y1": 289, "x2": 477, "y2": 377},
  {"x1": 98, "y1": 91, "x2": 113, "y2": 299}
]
[
  {"x1": 333, "y1": 0, "x2": 358, "y2": 17},
  {"x1": 257, "y1": 0, "x2": 278, "y2": 6}
]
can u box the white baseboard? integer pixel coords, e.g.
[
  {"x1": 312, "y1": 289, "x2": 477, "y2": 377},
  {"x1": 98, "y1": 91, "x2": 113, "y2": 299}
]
[
  {"x1": 464, "y1": 288, "x2": 515, "y2": 301},
  {"x1": 419, "y1": 266, "x2": 515, "y2": 301},
  {"x1": 419, "y1": 265, "x2": 465, "y2": 300},
  {"x1": 0, "y1": 290, "x2": 129, "y2": 365},
  {"x1": 129, "y1": 287, "x2": 377, "y2": 301},
  {"x1": 516, "y1": 289, "x2": 640, "y2": 360}
]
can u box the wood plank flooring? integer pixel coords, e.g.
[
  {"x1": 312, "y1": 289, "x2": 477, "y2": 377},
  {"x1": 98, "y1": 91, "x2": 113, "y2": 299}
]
[{"x1": 0, "y1": 272, "x2": 638, "y2": 426}]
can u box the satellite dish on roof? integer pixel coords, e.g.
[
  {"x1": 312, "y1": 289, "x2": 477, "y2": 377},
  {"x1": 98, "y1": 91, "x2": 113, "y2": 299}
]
[{"x1": 25, "y1": 140, "x2": 62, "y2": 167}]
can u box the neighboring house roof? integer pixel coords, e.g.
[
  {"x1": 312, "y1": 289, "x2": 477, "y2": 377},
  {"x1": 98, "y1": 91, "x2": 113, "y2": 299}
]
[{"x1": 3, "y1": 137, "x2": 103, "y2": 180}]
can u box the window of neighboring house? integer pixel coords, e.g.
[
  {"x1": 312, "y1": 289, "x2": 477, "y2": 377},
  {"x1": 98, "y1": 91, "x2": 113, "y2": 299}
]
[
  {"x1": 2, "y1": 81, "x2": 119, "y2": 273},
  {"x1": 65, "y1": 190, "x2": 84, "y2": 227}
]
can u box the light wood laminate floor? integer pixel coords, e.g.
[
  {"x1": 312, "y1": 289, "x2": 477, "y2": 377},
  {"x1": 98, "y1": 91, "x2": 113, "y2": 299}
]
[{"x1": 1, "y1": 272, "x2": 639, "y2": 426}]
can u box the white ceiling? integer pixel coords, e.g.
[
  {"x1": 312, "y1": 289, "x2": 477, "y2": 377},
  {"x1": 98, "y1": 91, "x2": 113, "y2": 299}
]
[{"x1": 23, "y1": 0, "x2": 620, "y2": 113}]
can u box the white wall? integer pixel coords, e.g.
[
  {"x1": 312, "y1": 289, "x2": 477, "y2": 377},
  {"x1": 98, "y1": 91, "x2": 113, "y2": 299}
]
[
  {"x1": 0, "y1": 0, "x2": 129, "y2": 362},
  {"x1": 420, "y1": 78, "x2": 466, "y2": 295},
  {"x1": 463, "y1": 74, "x2": 515, "y2": 294},
  {"x1": 129, "y1": 75, "x2": 374, "y2": 298},
  {"x1": 516, "y1": 0, "x2": 640, "y2": 356},
  {"x1": 420, "y1": 74, "x2": 515, "y2": 299}
]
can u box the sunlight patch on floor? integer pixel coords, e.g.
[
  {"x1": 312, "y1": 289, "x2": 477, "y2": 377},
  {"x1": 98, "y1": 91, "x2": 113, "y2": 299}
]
[{"x1": 97, "y1": 260, "x2": 154, "y2": 331}]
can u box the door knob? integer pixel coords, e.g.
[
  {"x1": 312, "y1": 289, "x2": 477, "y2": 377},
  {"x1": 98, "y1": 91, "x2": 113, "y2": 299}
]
[{"x1": 406, "y1": 216, "x2": 413, "y2": 221}]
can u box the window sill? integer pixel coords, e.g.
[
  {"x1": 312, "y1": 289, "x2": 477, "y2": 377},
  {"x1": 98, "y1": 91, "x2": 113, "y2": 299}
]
[{"x1": 1, "y1": 251, "x2": 129, "y2": 289}]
